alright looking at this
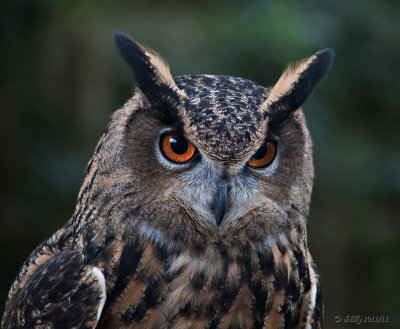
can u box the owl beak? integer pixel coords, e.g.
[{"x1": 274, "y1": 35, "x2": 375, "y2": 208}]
[{"x1": 213, "y1": 181, "x2": 229, "y2": 226}]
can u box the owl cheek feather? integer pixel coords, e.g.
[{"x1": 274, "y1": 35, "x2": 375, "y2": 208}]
[{"x1": 264, "y1": 48, "x2": 335, "y2": 124}]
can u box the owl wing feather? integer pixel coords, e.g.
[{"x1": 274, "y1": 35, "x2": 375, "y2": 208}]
[
  {"x1": 2, "y1": 249, "x2": 106, "y2": 329},
  {"x1": 304, "y1": 279, "x2": 323, "y2": 329},
  {"x1": 293, "y1": 263, "x2": 323, "y2": 329}
]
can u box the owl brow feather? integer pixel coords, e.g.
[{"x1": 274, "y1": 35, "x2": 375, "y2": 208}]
[{"x1": 150, "y1": 96, "x2": 187, "y2": 132}]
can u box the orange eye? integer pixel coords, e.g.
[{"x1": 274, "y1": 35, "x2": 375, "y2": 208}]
[
  {"x1": 160, "y1": 133, "x2": 196, "y2": 163},
  {"x1": 247, "y1": 141, "x2": 277, "y2": 168}
]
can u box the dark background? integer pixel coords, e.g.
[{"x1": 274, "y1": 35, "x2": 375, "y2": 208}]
[{"x1": 1, "y1": 1, "x2": 399, "y2": 328}]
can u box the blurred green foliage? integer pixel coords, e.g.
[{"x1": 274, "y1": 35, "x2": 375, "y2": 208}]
[{"x1": 0, "y1": 1, "x2": 399, "y2": 327}]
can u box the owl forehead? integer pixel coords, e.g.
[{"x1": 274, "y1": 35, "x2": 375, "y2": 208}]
[{"x1": 174, "y1": 75, "x2": 269, "y2": 162}]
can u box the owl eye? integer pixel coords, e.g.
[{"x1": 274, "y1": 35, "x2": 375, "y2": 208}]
[
  {"x1": 160, "y1": 133, "x2": 196, "y2": 163},
  {"x1": 247, "y1": 141, "x2": 277, "y2": 168}
]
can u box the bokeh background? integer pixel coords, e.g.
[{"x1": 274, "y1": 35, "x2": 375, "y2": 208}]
[{"x1": 1, "y1": 1, "x2": 399, "y2": 327}]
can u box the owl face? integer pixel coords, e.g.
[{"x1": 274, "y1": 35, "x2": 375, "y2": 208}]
[
  {"x1": 101, "y1": 32, "x2": 334, "y2": 246},
  {"x1": 121, "y1": 73, "x2": 311, "y2": 232}
]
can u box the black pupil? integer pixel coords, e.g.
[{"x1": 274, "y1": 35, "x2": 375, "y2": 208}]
[
  {"x1": 252, "y1": 143, "x2": 267, "y2": 160},
  {"x1": 170, "y1": 136, "x2": 188, "y2": 154}
]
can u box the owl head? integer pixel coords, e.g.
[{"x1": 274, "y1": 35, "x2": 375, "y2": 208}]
[{"x1": 78, "y1": 32, "x2": 333, "y2": 253}]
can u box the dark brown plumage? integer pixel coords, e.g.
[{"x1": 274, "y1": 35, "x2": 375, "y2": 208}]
[{"x1": 2, "y1": 32, "x2": 333, "y2": 329}]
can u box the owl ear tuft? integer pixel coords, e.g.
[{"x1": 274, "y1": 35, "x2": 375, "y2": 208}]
[
  {"x1": 113, "y1": 31, "x2": 185, "y2": 104},
  {"x1": 265, "y1": 48, "x2": 334, "y2": 121}
]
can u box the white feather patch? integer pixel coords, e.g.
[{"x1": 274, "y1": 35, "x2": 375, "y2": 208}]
[
  {"x1": 92, "y1": 267, "x2": 107, "y2": 322},
  {"x1": 306, "y1": 280, "x2": 318, "y2": 329}
]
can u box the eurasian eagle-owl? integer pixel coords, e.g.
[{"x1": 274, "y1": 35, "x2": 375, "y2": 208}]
[{"x1": 2, "y1": 32, "x2": 334, "y2": 329}]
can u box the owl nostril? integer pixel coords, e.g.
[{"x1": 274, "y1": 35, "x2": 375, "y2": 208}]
[{"x1": 213, "y1": 180, "x2": 229, "y2": 226}]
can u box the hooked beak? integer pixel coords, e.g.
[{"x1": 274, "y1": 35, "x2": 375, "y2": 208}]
[{"x1": 213, "y1": 180, "x2": 229, "y2": 226}]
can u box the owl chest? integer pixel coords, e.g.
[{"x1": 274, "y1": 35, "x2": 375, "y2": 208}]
[{"x1": 102, "y1": 242, "x2": 301, "y2": 329}]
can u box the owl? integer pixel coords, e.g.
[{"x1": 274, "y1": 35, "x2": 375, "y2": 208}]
[{"x1": 2, "y1": 32, "x2": 334, "y2": 329}]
